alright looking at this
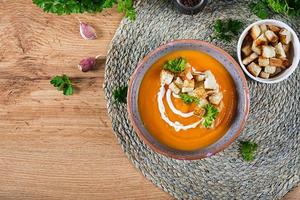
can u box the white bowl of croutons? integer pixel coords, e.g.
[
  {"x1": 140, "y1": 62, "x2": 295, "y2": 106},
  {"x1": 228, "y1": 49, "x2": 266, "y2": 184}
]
[{"x1": 237, "y1": 19, "x2": 300, "y2": 83}]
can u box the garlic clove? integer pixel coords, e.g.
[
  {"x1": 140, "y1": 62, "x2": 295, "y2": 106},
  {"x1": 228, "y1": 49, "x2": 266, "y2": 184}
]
[
  {"x1": 78, "y1": 57, "x2": 96, "y2": 72},
  {"x1": 80, "y1": 22, "x2": 97, "y2": 40}
]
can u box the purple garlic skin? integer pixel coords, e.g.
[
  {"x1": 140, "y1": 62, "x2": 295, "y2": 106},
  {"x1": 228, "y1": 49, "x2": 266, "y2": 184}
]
[
  {"x1": 78, "y1": 57, "x2": 96, "y2": 72},
  {"x1": 80, "y1": 22, "x2": 97, "y2": 40}
]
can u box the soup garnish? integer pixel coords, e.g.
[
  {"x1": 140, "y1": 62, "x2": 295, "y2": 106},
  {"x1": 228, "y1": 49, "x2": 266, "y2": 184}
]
[{"x1": 160, "y1": 58, "x2": 223, "y2": 130}]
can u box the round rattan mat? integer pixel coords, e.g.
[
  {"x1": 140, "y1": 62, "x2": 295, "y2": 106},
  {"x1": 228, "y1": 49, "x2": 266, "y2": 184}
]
[{"x1": 104, "y1": 0, "x2": 300, "y2": 199}]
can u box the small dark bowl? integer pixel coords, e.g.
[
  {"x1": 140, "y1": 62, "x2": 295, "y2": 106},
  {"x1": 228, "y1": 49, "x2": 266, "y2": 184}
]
[
  {"x1": 174, "y1": 0, "x2": 208, "y2": 15},
  {"x1": 128, "y1": 40, "x2": 250, "y2": 160}
]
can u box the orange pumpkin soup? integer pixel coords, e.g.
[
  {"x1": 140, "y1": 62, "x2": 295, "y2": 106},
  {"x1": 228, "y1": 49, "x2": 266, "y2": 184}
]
[{"x1": 138, "y1": 50, "x2": 237, "y2": 151}]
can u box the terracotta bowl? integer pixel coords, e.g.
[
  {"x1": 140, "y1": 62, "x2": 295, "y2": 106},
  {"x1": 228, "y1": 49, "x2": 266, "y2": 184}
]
[{"x1": 128, "y1": 40, "x2": 250, "y2": 160}]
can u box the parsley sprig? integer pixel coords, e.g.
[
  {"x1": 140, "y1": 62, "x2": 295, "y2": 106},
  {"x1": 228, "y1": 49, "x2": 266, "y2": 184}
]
[
  {"x1": 163, "y1": 57, "x2": 187, "y2": 73},
  {"x1": 117, "y1": 0, "x2": 136, "y2": 20},
  {"x1": 213, "y1": 19, "x2": 244, "y2": 42},
  {"x1": 179, "y1": 97, "x2": 219, "y2": 128},
  {"x1": 202, "y1": 104, "x2": 219, "y2": 128},
  {"x1": 180, "y1": 93, "x2": 199, "y2": 104},
  {"x1": 250, "y1": 0, "x2": 300, "y2": 18},
  {"x1": 113, "y1": 86, "x2": 128, "y2": 103},
  {"x1": 32, "y1": 0, "x2": 136, "y2": 20},
  {"x1": 240, "y1": 141, "x2": 258, "y2": 161},
  {"x1": 250, "y1": 0, "x2": 270, "y2": 19},
  {"x1": 50, "y1": 75, "x2": 74, "y2": 96}
]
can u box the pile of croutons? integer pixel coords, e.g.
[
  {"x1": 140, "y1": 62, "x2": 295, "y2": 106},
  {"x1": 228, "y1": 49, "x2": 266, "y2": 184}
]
[
  {"x1": 241, "y1": 24, "x2": 292, "y2": 79},
  {"x1": 160, "y1": 63, "x2": 223, "y2": 116}
]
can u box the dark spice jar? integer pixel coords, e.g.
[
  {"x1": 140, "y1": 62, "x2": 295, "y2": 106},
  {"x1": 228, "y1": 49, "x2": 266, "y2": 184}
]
[{"x1": 174, "y1": 0, "x2": 208, "y2": 15}]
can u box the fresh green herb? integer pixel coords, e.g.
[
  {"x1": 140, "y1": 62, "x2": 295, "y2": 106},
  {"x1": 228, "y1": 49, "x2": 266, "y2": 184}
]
[
  {"x1": 202, "y1": 104, "x2": 219, "y2": 128},
  {"x1": 250, "y1": 0, "x2": 300, "y2": 17},
  {"x1": 213, "y1": 19, "x2": 244, "y2": 42},
  {"x1": 240, "y1": 141, "x2": 258, "y2": 161},
  {"x1": 180, "y1": 93, "x2": 200, "y2": 104},
  {"x1": 117, "y1": 0, "x2": 136, "y2": 21},
  {"x1": 32, "y1": 0, "x2": 136, "y2": 20},
  {"x1": 267, "y1": 0, "x2": 291, "y2": 15},
  {"x1": 113, "y1": 86, "x2": 128, "y2": 103},
  {"x1": 250, "y1": 0, "x2": 270, "y2": 19},
  {"x1": 286, "y1": 1, "x2": 300, "y2": 16},
  {"x1": 50, "y1": 74, "x2": 74, "y2": 96},
  {"x1": 163, "y1": 57, "x2": 187, "y2": 73}
]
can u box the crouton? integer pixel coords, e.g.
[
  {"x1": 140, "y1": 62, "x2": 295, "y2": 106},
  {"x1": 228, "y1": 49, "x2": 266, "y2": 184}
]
[
  {"x1": 283, "y1": 44, "x2": 290, "y2": 53},
  {"x1": 247, "y1": 62, "x2": 262, "y2": 77},
  {"x1": 209, "y1": 92, "x2": 223, "y2": 105},
  {"x1": 250, "y1": 25, "x2": 261, "y2": 40},
  {"x1": 204, "y1": 70, "x2": 218, "y2": 90},
  {"x1": 269, "y1": 58, "x2": 283, "y2": 67},
  {"x1": 242, "y1": 44, "x2": 252, "y2": 56},
  {"x1": 271, "y1": 41, "x2": 279, "y2": 47},
  {"x1": 186, "y1": 71, "x2": 193, "y2": 80},
  {"x1": 268, "y1": 25, "x2": 281, "y2": 33},
  {"x1": 160, "y1": 70, "x2": 174, "y2": 85},
  {"x1": 169, "y1": 83, "x2": 180, "y2": 94},
  {"x1": 193, "y1": 84, "x2": 207, "y2": 99},
  {"x1": 191, "y1": 70, "x2": 201, "y2": 75},
  {"x1": 271, "y1": 67, "x2": 282, "y2": 77},
  {"x1": 194, "y1": 73, "x2": 206, "y2": 82},
  {"x1": 180, "y1": 63, "x2": 193, "y2": 80},
  {"x1": 258, "y1": 56, "x2": 269, "y2": 66},
  {"x1": 194, "y1": 106, "x2": 206, "y2": 116},
  {"x1": 279, "y1": 29, "x2": 292, "y2": 44},
  {"x1": 244, "y1": 35, "x2": 253, "y2": 44},
  {"x1": 174, "y1": 77, "x2": 184, "y2": 88},
  {"x1": 262, "y1": 46, "x2": 276, "y2": 58},
  {"x1": 252, "y1": 42, "x2": 262, "y2": 55},
  {"x1": 275, "y1": 42, "x2": 286, "y2": 58},
  {"x1": 255, "y1": 34, "x2": 268, "y2": 46},
  {"x1": 281, "y1": 58, "x2": 290, "y2": 67},
  {"x1": 182, "y1": 79, "x2": 195, "y2": 93},
  {"x1": 206, "y1": 89, "x2": 219, "y2": 96},
  {"x1": 260, "y1": 24, "x2": 268, "y2": 33},
  {"x1": 259, "y1": 71, "x2": 270, "y2": 79},
  {"x1": 198, "y1": 99, "x2": 209, "y2": 107},
  {"x1": 265, "y1": 30, "x2": 278, "y2": 43},
  {"x1": 243, "y1": 52, "x2": 258, "y2": 65},
  {"x1": 269, "y1": 58, "x2": 286, "y2": 67},
  {"x1": 264, "y1": 66, "x2": 276, "y2": 74}
]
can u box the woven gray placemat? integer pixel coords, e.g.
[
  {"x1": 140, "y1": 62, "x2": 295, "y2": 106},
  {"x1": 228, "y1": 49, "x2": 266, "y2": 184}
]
[{"x1": 104, "y1": 0, "x2": 300, "y2": 199}]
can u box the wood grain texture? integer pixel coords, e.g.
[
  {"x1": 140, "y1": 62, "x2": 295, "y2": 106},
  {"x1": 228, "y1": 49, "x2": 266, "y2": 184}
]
[{"x1": 0, "y1": 0, "x2": 298, "y2": 199}]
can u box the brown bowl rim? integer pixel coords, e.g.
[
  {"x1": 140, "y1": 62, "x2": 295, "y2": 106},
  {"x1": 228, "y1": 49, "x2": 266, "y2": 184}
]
[{"x1": 127, "y1": 39, "x2": 250, "y2": 160}]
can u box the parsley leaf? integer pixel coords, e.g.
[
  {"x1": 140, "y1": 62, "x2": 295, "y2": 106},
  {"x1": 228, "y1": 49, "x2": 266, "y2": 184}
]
[
  {"x1": 113, "y1": 86, "x2": 128, "y2": 103},
  {"x1": 32, "y1": 0, "x2": 136, "y2": 20},
  {"x1": 202, "y1": 104, "x2": 219, "y2": 128},
  {"x1": 228, "y1": 19, "x2": 244, "y2": 34},
  {"x1": 103, "y1": 0, "x2": 117, "y2": 8},
  {"x1": 240, "y1": 141, "x2": 258, "y2": 161},
  {"x1": 250, "y1": 0, "x2": 300, "y2": 17},
  {"x1": 213, "y1": 19, "x2": 244, "y2": 42},
  {"x1": 163, "y1": 57, "x2": 187, "y2": 73},
  {"x1": 180, "y1": 93, "x2": 200, "y2": 104},
  {"x1": 117, "y1": 0, "x2": 136, "y2": 21},
  {"x1": 50, "y1": 75, "x2": 74, "y2": 96},
  {"x1": 268, "y1": 0, "x2": 300, "y2": 16},
  {"x1": 250, "y1": 0, "x2": 270, "y2": 19},
  {"x1": 267, "y1": 0, "x2": 290, "y2": 15},
  {"x1": 285, "y1": 0, "x2": 300, "y2": 16}
]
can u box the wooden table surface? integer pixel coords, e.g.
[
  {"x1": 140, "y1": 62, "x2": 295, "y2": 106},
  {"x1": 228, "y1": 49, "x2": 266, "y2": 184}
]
[{"x1": 0, "y1": 1, "x2": 299, "y2": 199}]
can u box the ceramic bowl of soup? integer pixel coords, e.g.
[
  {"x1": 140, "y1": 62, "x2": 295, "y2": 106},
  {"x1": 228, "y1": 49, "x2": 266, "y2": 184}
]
[{"x1": 128, "y1": 40, "x2": 249, "y2": 160}]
